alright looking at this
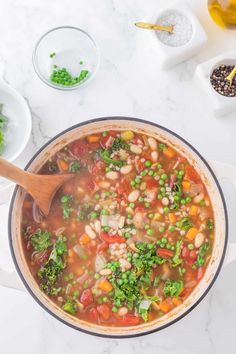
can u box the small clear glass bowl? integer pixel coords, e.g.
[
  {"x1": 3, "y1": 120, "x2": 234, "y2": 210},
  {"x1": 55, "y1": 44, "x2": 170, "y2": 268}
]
[{"x1": 33, "y1": 26, "x2": 100, "y2": 90}]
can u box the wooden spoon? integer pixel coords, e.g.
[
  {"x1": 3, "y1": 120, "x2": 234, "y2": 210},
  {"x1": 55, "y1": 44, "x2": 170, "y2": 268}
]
[{"x1": 0, "y1": 158, "x2": 74, "y2": 216}]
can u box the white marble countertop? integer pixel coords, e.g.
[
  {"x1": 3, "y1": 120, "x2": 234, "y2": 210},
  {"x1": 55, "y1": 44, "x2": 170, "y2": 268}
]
[{"x1": 0, "y1": 0, "x2": 236, "y2": 353}]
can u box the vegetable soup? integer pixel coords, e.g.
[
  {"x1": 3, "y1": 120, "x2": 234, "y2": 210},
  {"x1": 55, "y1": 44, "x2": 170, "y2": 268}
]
[{"x1": 21, "y1": 130, "x2": 214, "y2": 326}]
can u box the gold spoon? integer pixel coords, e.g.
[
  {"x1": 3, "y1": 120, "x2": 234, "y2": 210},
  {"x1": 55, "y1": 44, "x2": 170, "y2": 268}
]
[
  {"x1": 225, "y1": 65, "x2": 236, "y2": 87},
  {"x1": 135, "y1": 22, "x2": 174, "y2": 34}
]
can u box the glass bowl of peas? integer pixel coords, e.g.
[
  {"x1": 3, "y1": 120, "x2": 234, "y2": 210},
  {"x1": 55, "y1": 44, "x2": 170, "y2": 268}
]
[{"x1": 33, "y1": 26, "x2": 100, "y2": 90}]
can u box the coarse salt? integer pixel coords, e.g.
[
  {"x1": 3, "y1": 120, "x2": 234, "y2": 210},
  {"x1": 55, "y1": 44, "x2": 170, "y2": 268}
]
[{"x1": 156, "y1": 10, "x2": 192, "y2": 47}]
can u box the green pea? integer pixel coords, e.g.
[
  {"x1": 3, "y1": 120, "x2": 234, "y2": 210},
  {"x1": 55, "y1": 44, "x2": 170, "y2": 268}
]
[
  {"x1": 131, "y1": 180, "x2": 136, "y2": 187},
  {"x1": 89, "y1": 212, "x2": 98, "y2": 219},
  {"x1": 148, "y1": 170, "x2": 154, "y2": 176},
  {"x1": 101, "y1": 209, "x2": 109, "y2": 215},
  {"x1": 129, "y1": 202, "x2": 135, "y2": 209},
  {"x1": 124, "y1": 232, "x2": 130, "y2": 238},
  {"x1": 160, "y1": 187, "x2": 166, "y2": 193},
  {"x1": 163, "y1": 207, "x2": 170, "y2": 213},
  {"x1": 135, "y1": 177, "x2": 141, "y2": 184},
  {"x1": 138, "y1": 196, "x2": 144, "y2": 202},
  {"x1": 188, "y1": 243, "x2": 194, "y2": 250},
  {"x1": 161, "y1": 237, "x2": 167, "y2": 243},
  {"x1": 180, "y1": 199, "x2": 186, "y2": 205},
  {"x1": 159, "y1": 179, "x2": 164, "y2": 186},
  {"x1": 157, "y1": 194, "x2": 162, "y2": 200},
  {"x1": 161, "y1": 173, "x2": 167, "y2": 180},
  {"x1": 148, "y1": 213, "x2": 154, "y2": 219},
  {"x1": 157, "y1": 163, "x2": 162, "y2": 169},
  {"x1": 179, "y1": 170, "x2": 185, "y2": 176},
  {"x1": 145, "y1": 160, "x2": 151, "y2": 167},
  {"x1": 168, "y1": 225, "x2": 175, "y2": 232},
  {"x1": 166, "y1": 243, "x2": 171, "y2": 250},
  {"x1": 112, "y1": 306, "x2": 118, "y2": 312},
  {"x1": 171, "y1": 245, "x2": 175, "y2": 251},
  {"x1": 160, "y1": 243, "x2": 165, "y2": 248},
  {"x1": 147, "y1": 228, "x2": 154, "y2": 236},
  {"x1": 186, "y1": 196, "x2": 192, "y2": 203},
  {"x1": 140, "y1": 171, "x2": 147, "y2": 177},
  {"x1": 144, "y1": 224, "x2": 149, "y2": 230}
]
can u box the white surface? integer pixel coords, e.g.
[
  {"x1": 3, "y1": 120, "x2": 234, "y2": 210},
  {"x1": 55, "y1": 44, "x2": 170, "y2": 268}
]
[
  {"x1": 195, "y1": 50, "x2": 236, "y2": 117},
  {"x1": 0, "y1": 0, "x2": 236, "y2": 353}
]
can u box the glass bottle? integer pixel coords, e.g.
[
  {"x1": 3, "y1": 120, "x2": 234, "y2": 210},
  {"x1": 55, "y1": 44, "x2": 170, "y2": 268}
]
[{"x1": 208, "y1": 0, "x2": 236, "y2": 29}]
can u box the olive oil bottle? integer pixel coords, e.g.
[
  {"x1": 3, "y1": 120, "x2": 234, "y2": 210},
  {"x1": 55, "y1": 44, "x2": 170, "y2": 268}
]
[{"x1": 208, "y1": 0, "x2": 236, "y2": 29}]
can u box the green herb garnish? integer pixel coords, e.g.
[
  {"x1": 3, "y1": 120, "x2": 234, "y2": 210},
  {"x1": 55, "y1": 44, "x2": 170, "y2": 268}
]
[{"x1": 30, "y1": 229, "x2": 52, "y2": 252}]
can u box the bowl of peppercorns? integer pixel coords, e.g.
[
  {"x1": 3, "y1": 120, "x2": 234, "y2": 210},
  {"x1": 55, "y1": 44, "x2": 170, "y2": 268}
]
[
  {"x1": 33, "y1": 26, "x2": 100, "y2": 90},
  {"x1": 210, "y1": 63, "x2": 236, "y2": 98},
  {"x1": 195, "y1": 50, "x2": 236, "y2": 117}
]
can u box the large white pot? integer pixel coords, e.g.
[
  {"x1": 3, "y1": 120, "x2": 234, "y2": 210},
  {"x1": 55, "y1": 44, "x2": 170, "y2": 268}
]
[{"x1": 2, "y1": 117, "x2": 236, "y2": 338}]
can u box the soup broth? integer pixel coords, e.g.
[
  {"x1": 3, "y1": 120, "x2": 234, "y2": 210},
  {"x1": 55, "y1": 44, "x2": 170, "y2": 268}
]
[{"x1": 21, "y1": 130, "x2": 214, "y2": 326}]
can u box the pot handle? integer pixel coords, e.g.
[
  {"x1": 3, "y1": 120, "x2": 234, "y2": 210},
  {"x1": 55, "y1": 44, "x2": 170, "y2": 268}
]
[{"x1": 211, "y1": 160, "x2": 236, "y2": 266}]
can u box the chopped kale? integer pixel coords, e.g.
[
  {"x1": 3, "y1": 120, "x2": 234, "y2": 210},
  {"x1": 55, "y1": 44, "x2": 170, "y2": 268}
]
[
  {"x1": 163, "y1": 280, "x2": 183, "y2": 297},
  {"x1": 61, "y1": 195, "x2": 73, "y2": 219},
  {"x1": 69, "y1": 161, "x2": 81, "y2": 173},
  {"x1": 30, "y1": 229, "x2": 52, "y2": 252},
  {"x1": 195, "y1": 242, "x2": 209, "y2": 267}
]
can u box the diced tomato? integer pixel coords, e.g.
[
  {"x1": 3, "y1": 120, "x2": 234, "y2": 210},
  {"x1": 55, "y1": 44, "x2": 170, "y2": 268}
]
[
  {"x1": 181, "y1": 246, "x2": 190, "y2": 259},
  {"x1": 146, "y1": 178, "x2": 158, "y2": 190},
  {"x1": 100, "y1": 131, "x2": 116, "y2": 149},
  {"x1": 135, "y1": 159, "x2": 145, "y2": 173},
  {"x1": 97, "y1": 241, "x2": 109, "y2": 252},
  {"x1": 71, "y1": 140, "x2": 89, "y2": 158},
  {"x1": 89, "y1": 307, "x2": 99, "y2": 322},
  {"x1": 117, "y1": 314, "x2": 141, "y2": 326},
  {"x1": 87, "y1": 179, "x2": 99, "y2": 192},
  {"x1": 197, "y1": 266, "x2": 205, "y2": 280},
  {"x1": 97, "y1": 304, "x2": 111, "y2": 321},
  {"x1": 189, "y1": 250, "x2": 197, "y2": 261},
  {"x1": 116, "y1": 178, "x2": 130, "y2": 198},
  {"x1": 157, "y1": 248, "x2": 174, "y2": 259},
  {"x1": 100, "y1": 233, "x2": 126, "y2": 244},
  {"x1": 185, "y1": 166, "x2": 200, "y2": 183},
  {"x1": 91, "y1": 161, "x2": 106, "y2": 174},
  {"x1": 80, "y1": 289, "x2": 94, "y2": 307},
  {"x1": 134, "y1": 205, "x2": 145, "y2": 213}
]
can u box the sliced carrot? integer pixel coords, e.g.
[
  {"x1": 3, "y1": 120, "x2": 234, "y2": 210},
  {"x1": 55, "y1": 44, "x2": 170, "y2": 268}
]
[
  {"x1": 168, "y1": 212, "x2": 176, "y2": 223},
  {"x1": 182, "y1": 180, "x2": 190, "y2": 193},
  {"x1": 159, "y1": 299, "x2": 173, "y2": 313},
  {"x1": 87, "y1": 135, "x2": 99, "y2": 143},
  {"x1": 186, "y1": 227, "x2": 198, "y2": 241},
  {"x1": 58, "y1": 159, "x2": 69, "y2": 171},
  {"x1": 163, "y1": 147, "x2": 176, "y2": 159},
  {"x1": 172, "y1": 297, "x2": 182, "y2": 306},
  {"x1": 80, "y1": 233, "x2": 91, "y2": 245},
  {"x1": 75, "y1": 267, "x2": 84, "y2": 276},
  {"x1": 189, "y1": 205, "x2": 198, "y2": 216},
  {"x1": 68, "y1": 249, "x2": 76, "y2": 263},
  {"x1": 98, "y1": 279, "x2": 113, "y2": 292}
]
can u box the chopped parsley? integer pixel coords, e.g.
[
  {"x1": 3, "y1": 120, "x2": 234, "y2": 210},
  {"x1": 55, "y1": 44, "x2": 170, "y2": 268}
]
[
  {"x1": 61, "y1": 195, "x2": 73, "y2": 219},
  {"x1": 163, "y1": 280, "x2": 183, "y2": 297}
]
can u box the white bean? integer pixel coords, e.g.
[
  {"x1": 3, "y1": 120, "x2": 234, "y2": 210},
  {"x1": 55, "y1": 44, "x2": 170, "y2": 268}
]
[
  {"x1": 120, "y1": 165, "x2": 133, "y2": 175},
  {"x1": 193, "y1": 192, "x2": 205, "y2": 204},
  {"x1": 94, "y1": 220, "x2": 101, "y2": 234},
  {"x1": 98, "y1": 180, "x2": 110, "y2": 189},
  {"x1": 194, "y1": 233, "x2": 205, "y2": 248},
  {"x1": 99, "y1": 268, "x2": 112, "y2": 276},
  {"x1": 130, "y1": 144, "x2": 142, "y2": 154},
  {"x1": 85, "y1": 225, "x2": 97, "y2": 239},
  {"x1": 118, "y1": 307, "x2": 128, "y2": 316},
  {"x1": 151, "y1": 151, "x2": 158, "y2": 162},
  {"x1": 128, "y1": 190, "x2": 140, "y2": 202},
  {"x1": 148, "y1": 137, "x2": 157, "y2": 151},
  {"x1": 106, "y1": 171, "x2": 119, "y2": 180},
  {"x1": 161, "y1": 197, "x2": 169, "y2": 206}
]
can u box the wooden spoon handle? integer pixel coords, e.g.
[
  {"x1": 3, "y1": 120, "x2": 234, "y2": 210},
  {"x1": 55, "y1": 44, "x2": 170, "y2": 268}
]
[{"x1": 0, "y1": 158, "x2": 30, "y2": 189}]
